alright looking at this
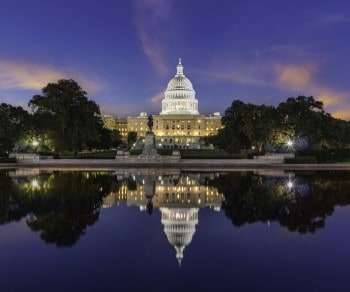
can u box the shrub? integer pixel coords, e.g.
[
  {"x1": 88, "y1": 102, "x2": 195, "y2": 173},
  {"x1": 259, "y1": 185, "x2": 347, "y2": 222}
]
[
  {"x1": 285, "y1": 156, "x2": 317, "y2": 164},
  {"x1": 297, "y1": 148, "x2": 350, "y2": 163},
  {"x1": 0, "y1": 157, "x2": 16, "y2": 163}
]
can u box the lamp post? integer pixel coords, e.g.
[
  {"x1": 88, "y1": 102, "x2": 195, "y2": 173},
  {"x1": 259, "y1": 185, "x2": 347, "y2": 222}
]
[{"x1": 32, "y1": 140, "x2": 39, "y2": 152}]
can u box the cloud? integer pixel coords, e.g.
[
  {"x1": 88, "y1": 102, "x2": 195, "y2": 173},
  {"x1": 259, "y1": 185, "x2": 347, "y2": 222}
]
[
  {"x1": 331, "y1": 108, "x2": 350, "y2": 120},
  {"x1": 275, "y1": 64, "x2": 316, "y2": 90},
  {"x1": 149, "y1": 91, "x2": 164, "y2": 104},
  {"x1": 274, "y1": 63, "x2": 349, "y2": 114},
  {"x1": 133, "y1": 0, "x2": 172, "y2": 74},
  {"x1": 0, "y1": 59, "x2": 64, "y2": 90},
  {"x1": 0, "y1": 59, "x2": 103, "y2": 94},
  {"x1": 198, "y1": 57, "x2": 350, "y2": 119},
  {"x1": 195, "y1": 58, "x2": 273, "y2": 88},
  {"x1": 315, "y1": 89, "x2": 343, "y2": 106}
]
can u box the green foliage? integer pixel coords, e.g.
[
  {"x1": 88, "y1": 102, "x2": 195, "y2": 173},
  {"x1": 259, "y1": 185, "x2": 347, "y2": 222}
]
[
  {"x1": 298, "y1": 148, "x2": 350, "y2": 163},
  {"x1": 0, "y1": 103, "x2": 29, "y2": 154},
  {"x1": 129, "y1": 149, "x2": 142, "y2": 155},
  {"x1": 210, "y1": 96, "x2": 350, "y2": 154},
  {"x1": 127, "y1": 131, "x2": 137, "y2": 148},
  {"x1": 284, "y1": 156, "x2": 317, "y2": 164},
  {"x1": 278, "y1": 96, "x2": 328, "y2": 148},
  {"x1": 28, "y1": 79, "x2": 103, "y2": 156},
  {"x1": 94, "y1": 128, "x2": 122, "y2": 150},
  {"x1": 76, "y1": 150, "x2": 117, "y2": 159},
  {"x1": 208, "y1": 100, "x2": 251, "y2": 153},
  {"x1": 0, "y1": 157, "x2": 16, "y2": 163},
  {"x1": 179, "y1": 149, "x2": 244, "y2": 159}
]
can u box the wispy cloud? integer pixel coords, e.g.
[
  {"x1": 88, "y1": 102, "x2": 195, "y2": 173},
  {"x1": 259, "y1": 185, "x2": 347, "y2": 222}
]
[
  {"x1": 133, "y1": 0, "x2": 172, "y2": 74},
  {"x1": 274, "y1": 62, "x2": 349, "y2": 115},
  {"x1": 198, "y1": 56, "x2": 349, "y2": 119},
  {"x1": 0, "y1": 59, "x2": 103, "y2": 94},
  {"x1": 149, "y1": 90, "x2": 164, "y2": 104},
  {"x1": 275, "y1": 64, "x2": 316, "y2": 90},
  {"x1": 0, "y1": 59, "x2": 64, "y2": 90},
  {"x1": 195, "y1": 58, "x2": 273, "y2": 88},
  {"x1": 331, "y1": 108, "x2": 350, "y2": 120}
]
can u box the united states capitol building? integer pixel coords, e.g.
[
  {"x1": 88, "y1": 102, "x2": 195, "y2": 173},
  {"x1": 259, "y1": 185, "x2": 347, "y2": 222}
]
[{"x1": 103, "y1": 59, "x2": 222, "y2": 149}]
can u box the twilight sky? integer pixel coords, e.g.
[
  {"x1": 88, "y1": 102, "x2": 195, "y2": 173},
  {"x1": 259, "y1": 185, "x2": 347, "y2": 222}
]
[{"x1": 0, "y1": 0, "x2": 349, "y2": 119}]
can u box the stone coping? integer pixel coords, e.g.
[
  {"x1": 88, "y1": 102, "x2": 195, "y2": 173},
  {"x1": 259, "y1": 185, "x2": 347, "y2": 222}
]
[{"x1": 0, "y1": 158, "x2": 350, "y2": 171}]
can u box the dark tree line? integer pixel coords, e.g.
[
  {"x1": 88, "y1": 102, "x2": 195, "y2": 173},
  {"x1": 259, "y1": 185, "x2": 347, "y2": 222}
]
[
  {"x1": 207, "y1": 96, "x2": 350, "y2": 154},
  {"x1": 1, "y1": 81, "x2": 349, "y2": 157},
  {"x1": 0, "y1": 79, "x2": 122, "y2": 157},
  {"x1": 208, "y1": 171, "x2": 350, "y2": 234},
  {"x1": 0, "y1": 171, "x2": 119, "y2": 247}
]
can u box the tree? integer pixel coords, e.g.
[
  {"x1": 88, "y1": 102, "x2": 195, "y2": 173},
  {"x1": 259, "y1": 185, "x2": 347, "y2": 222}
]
[
  {"x1": 207, "y1": 100, "x2": 251, "y2": 153},
  {"x1": 28, "y1": 79, "x2": 103, "y2": 156},
  {"x1": 94, "y1": 128, "x2": 122, "y2": 150},
  {"x1": 277, "y1": 96, "x2": 327, "y2": 148},
  {"x1": 0, "y1": 103, "x2": 29, "y2": 155},
  {"x1": 242, "y1": 104, "x2": 281, "y2": 151},
  {"x1": 127, "y1": 131, "x2": 137, "y2": 149}
]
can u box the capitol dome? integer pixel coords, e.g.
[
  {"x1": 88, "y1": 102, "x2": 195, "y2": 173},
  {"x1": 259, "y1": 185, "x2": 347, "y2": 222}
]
[{"x1": 160, "y1": 59, "x2": 199, "y2": 115}]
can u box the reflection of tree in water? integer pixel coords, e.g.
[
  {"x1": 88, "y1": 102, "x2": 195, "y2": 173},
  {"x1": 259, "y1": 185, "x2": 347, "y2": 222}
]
[
  {"x1": 209, "y1": 171, "x2": 350, "y2": 234},
  {"x1": 0, "y1": 171, "x2": 118, "y2": 247},
  {"x1": 0, "y1": 171, "x2": 31, "y2": 224}
]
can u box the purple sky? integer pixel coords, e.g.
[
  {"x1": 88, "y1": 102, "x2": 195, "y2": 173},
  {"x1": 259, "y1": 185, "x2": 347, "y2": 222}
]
[{"x1": 0, "y1": 0, "x2": 349, "y2": 119}]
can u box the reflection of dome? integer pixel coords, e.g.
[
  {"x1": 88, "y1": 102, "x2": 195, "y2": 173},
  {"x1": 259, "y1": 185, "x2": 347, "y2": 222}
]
[
  {"x1": 160, "y1": 207, "x2": 199, "y2": 266},
  {"x1": 160, "y1": 59, "x2": 199, "y2": 115}
]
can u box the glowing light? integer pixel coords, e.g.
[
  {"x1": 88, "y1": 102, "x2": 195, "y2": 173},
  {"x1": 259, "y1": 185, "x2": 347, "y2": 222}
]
[
  {"x1": 32, "y1": 140, "x2": 39, "y2": 146},
  {"x1": 287, "y1": 140, "x2": 293, "y2": 147},
  {"x1": 287, "y1": 181, "x2": 294, "y2": 189},
  {"x1": 31, "y1": 179, "x2": 39, "y2": 189}
]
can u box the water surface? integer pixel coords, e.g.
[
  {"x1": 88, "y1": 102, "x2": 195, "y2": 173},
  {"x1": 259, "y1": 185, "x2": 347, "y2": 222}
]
[{"x1": 0, "y1": 168, "x2": 350, "y2": 291}]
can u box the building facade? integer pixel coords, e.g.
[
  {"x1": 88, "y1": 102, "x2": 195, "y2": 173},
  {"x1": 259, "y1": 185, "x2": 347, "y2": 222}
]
[{"x1": 103, "y1": 59, "x2": 222, "y2": 149}]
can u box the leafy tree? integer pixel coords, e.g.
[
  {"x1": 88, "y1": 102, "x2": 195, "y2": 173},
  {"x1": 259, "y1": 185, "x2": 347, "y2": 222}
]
[
  {"x1": 127, "y1": 131, "x2": 137, "y2": 149},
  {"x1": 94, "y1": 128, "x2": 122, "y2": 150},
  {"x1": 277, "y1": 96, "x2": 327, "y2": 148},
  {"x1": 243, "y1": 104, "x2": 281, "y2": 151},
  {"x1": 208, "y1": 100, "x2": 251, "y2": 153},
  {"x1": 0, "y1": 103, "x2": 29, "y2": 155},
  {"x1": 28, "y1": 79, "x2": 103, "y2": 156}
]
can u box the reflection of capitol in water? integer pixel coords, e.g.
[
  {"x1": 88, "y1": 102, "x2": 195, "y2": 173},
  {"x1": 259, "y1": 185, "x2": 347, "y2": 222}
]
[
  {"x1": 104, "y1": 170, "x2": 223, "y2": 265},
  {"x1": 161, "y1": 207, "x2": 198, "y2": 266}
]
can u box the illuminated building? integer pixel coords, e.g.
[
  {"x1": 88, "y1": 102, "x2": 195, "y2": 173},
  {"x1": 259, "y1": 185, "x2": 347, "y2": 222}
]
[{"x1": 103, "y1": 59, "x2": 222, "y2": 149}]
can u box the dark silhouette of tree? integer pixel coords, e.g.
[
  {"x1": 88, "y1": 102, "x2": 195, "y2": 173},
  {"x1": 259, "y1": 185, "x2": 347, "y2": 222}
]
[
  {"x1": 208, "y1": 96, "x2": 350, "y2": 153},
  {"x1": 0, "y1": 171, "x2": 118, "y2": 247},
  {"x1": 0, "y1": 103, "x2": 29, "y2": 155},
  {"x1": 208, "y1": 171, "x2": 350, "y2": 234},
  {"x1": 277, "y1": 96, "x2": 327, "y2": 148},
  {"x1": 127, "y1": 131, "x2": 137, "y2": 149},
  {"x1": 28, "y1": 79, "x2": 103, "y2": 156}
]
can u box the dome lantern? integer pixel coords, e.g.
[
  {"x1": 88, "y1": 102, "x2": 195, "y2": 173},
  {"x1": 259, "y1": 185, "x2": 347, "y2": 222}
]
[{"x1": 176, "y1": 58, "x2": 184, "y2": 76}]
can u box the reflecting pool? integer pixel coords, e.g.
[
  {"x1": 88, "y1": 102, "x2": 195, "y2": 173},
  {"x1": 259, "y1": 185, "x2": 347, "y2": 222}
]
[{"x1": 1, "y1": 168, "x2": 350, "y2": 291}]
